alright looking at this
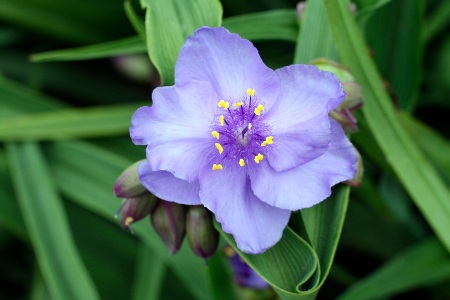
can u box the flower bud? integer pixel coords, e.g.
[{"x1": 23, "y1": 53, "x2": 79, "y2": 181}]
[
  {"x1": 311, "y1": 58, "x2": 364, "y2": 133},
  {"x1": 345, "y1": 149, "x2": 364, "y2": 187},
  {"x1": 118, "y1": 194, "x2": 157, "y2": 231},
  {"x1": 151, "y1": 200, "x2": 186, "y2": 255},
  {"x1": 224, "y1": 247, "x2": 270, "y2": 290},
  {"x1": 113, "y1": 160, "x2": 148, "y2": 198},
  {"x1": 186, "y1": 206, "x2": 219, "y2": 259}
]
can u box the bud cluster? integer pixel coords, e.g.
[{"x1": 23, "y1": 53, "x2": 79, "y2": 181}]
[{"x1": 113, "y1": 161, "x2": 219, "y2": 258}]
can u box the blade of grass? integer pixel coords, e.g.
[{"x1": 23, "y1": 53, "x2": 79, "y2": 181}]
[
  {"x1": 325, "y1": 0, "x2": 450, "y2": 253},
  {"x1": 6, "y1": 142, "x2": 100, "y2": 300},
  {"x1": 0, "y1": 103, "x2": 144, "y2": 141},
  {"x1": 30, "y1": 36, "x2": 146, "y2": 62},
  {"x1": 222, "y1": 9, "x2": 298, "y2": 42}
]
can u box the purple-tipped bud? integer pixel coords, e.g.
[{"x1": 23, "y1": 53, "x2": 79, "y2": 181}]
[
  {"x1": 186, "y1": 206, "x2": 219, "y2": 259},
  {"x1": 151, "y1": 200, "x2": 186, "y2": 255},
  {"x1": 119, "y1": 194, "x2": 157, "y2": 231},
  {"x1": 311, "y1": 58, "x2": 364, "y2": 133},
  {"x1": 345, "y1": 149, "x2": 364, "y2": 187},
  {"x1": 113, "y1": 160, "x2": 148, "y2": 198}
]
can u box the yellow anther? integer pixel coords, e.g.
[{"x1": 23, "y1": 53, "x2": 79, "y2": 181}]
[
  {"x1": 219, "y1": 115, "x2": 225, "y2": 126},
  {"x1": 212, "y1": 164, "x2": 223, "y2": 170},
  {"x1": 254, "y1": 153, "x2": 264, "y2": 164},
  {"x1": 239, "y1": 159, "x2": 245, "y2": 167},
  {"x1": 215, "y1": 143, "x2": 223, "y2": 154},
  {"x1": 233, "y1": 101, "x2": 243, "y2": 108},
  {"x1": 125, "y1": 217, "x2": 134, "y2": 226},
  {"x1": 246, "y1": 88, "x2": 255, "y2": 96},
  {"x1": 261, "y1": 136, "x2": 274, "y2": 146},
  {"x1": 218, "y1": 100, "x2": 229, "y2": 109},
  {"x1": 254, "y1": 104, "x2": 265, "y2": 116},
  {"x1": 212, "y1": 131, "x2": 220, "y2": 139}
]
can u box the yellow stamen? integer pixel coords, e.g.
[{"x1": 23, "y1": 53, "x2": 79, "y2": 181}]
[
  {"x1": 212, "y1": 131, "x2": 220, "y2": 139},
  {"x1": 246, "y1": 88, "x2": 255, "y2": 96},
  {"x1": 239, "y1": 159, "x2": 245, "y2": 167},
  {"x1": 261, "y1": 136, "x2": 274, "y2": 146},
  {"x1": 254, "y1": 153, "x2": 264, "y2": 164},
  {"x1": 212, "y1": 164, "x2": 223, "y2": 170},
  {"x1": 218, "y1": 100, "x2": 229, "y2": 109},
  {"x1": 125, "y1": 217, "x2": 134, "y2": 226},
  {"x1": 233, "y1": 101, "x2": 243, "y2": 108},
  {"x1": 254, "y1": 104, "x2": 265, "y2": 116},
  {"x1": 215, "y1": 143, "x2": 223, "y2": 154},
  {"x1": 219, "y1": 115, "x2": 225, "y2": 126}
]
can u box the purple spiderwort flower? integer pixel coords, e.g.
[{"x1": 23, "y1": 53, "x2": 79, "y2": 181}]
[{"x1": 130, "y1": 27, "x2": 357, "y2": 254}]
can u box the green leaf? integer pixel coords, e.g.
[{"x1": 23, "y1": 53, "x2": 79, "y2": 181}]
[
  {"x1": 145, "y1": 0, "x2": 222, "y2": 85},
  {"x1": 337, "y1": 238, "x2": 450, "y2": 300},
  {"x1": 294, "y1": 0, "x2": 337, "y2": 63},
  {"x1": 423, "y1": 0, "x2": 450, "y2": 44},
  {"x1": 0, "y1": 103, "x2": 144, "y2": 141},
  {"x1": 301, "y1": 185, "x2": 350, "y2": 286},
  {"x1": 30, "y1": 36, "x2": 146, "y2": 62},
  {"x1": 6, "y1": 142, "x2": 100, "y2": 300},
  {"x1": 124, "y1": 0, "x2": 146, "y2": 40},
  {"x1": 214, "y1": 185, "x2": 350, "y2": 299},
  {"x1": 399, "y1": 112, "x2": 450, "y2": 184},
  {"x1": 45, "y1": 141, "x2": 209, "y2": 300},
  {"x1": 207, "y1": 248, "x2": 238, "y2": 300},
  {"x1": 325, "y1": 0, "x2": 450, "y2": 252},
  {"x1": 364, "y1": 0, "x2": 423, "y2": 111},
  {"x1": 222, "y1": 9, "x2": 298, "y2": 42},
  {"x1": 131, "y1": 244, "x2": 166, "y2": 300}
]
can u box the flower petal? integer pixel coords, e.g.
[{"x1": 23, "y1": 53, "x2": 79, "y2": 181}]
[
  {"x1": 263, "y1": 65, "x2": 345, "y2": 171},
  {"x1": 130, "y1": 80, "x2": 218, "y2": 181},
  {"x1": 250, "y1": 119, "x2": 357, "y2": 210},
  {"x1": 267, "y1": 110, "x2": 331, "y2": 171},
  {"x1": 175, "y1": 27, "x2": 280, "y2": 107},
  {"x1": 199, "y1": 168, "x2": 290, "y2": 254},
  {"x1": 138, "y1": 161, "x2": 201, "y2": 205}
]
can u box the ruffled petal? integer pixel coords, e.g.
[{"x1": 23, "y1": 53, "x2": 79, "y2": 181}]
[
  {"x1": 250, "y1": 119, "x2": 357, "y2": 210},
  {"x1": 175, "y1": 27, "x2": 280, "y2": 108},
  {"x1": 130, "y1": 80, "x2": 218, "y2": 181},
  {"x1": 199, "y1": 168, "x2": 290, "y2": 254},
  {"x1": 263, "y1": 65, "x2": 345, "y2": 171},
  {"x1": 138, "y1": 161, "x2": 201, "y2": 205}
]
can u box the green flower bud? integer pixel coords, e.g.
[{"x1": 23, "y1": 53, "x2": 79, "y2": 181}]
[
  {"x1": 113, "y1": 160, "x2": 148, "y2": 198},
  {"x1": 151, "y1": 200, "x2": 186, "y2": 255},
  {"x1": 311, "y1": 58, "x2": 364, "y2": 133},
  {"x1": 186, "y1": 206, "x2": 219, "y2": 259},
  {"x1": 119, "y1": 194, "x2": 157, "y2": 231}
]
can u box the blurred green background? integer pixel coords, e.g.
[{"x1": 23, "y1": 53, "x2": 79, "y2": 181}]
[{"x1": 1, "y1": 0, "x2": 450, "y2": 299}]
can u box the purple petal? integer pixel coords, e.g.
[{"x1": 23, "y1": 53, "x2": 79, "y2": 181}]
[
  {"x1": 130, "y1": 80, "x2": 217, "y2": 181},
  {"x1": 267, "y1": 110, "x2": 331, "y2": 171},
  {"x1": 138, "y1": 161, "x2": 201, "y2": 205},
  {"x1": 175, "y1": 27, "x2": 280, "y2": 108},
  {"x1": 266, "y1": 65, "x2": 345, "y2": 171},
  {"x1": 263, "y1": 65, "x2": 345, "y2": 171},
  {"x1": 199, "y1": 168, "x2": 290, "y2": 254},
  {"x1": 250, "y1": 119, "x2": 357, "y2": 210}
]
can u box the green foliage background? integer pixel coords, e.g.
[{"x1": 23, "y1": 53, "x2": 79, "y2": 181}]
[{"x1": 0, "y1": 0, "x2": 450, "y2": 299}]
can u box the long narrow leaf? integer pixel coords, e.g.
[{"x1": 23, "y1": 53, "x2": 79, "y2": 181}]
[
  {"x1": 6, "y1": 142, "x2": 100, "y2": 300},
  {"x1": 30, "y1": 36, "x2": 146, "y2": 62},
  {"x1": 325, "y1": 0, "x2": 450, "y2": 252},
  {"x1": 145, "y1": 0, "x2": 222, "y2": 85}
]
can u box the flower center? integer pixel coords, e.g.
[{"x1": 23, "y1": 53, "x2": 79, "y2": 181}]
[{"x1": 210, "y1": 88, "x2": 274, "y2": 170}]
